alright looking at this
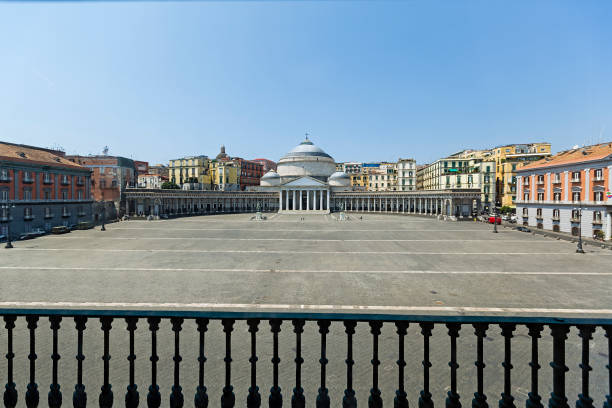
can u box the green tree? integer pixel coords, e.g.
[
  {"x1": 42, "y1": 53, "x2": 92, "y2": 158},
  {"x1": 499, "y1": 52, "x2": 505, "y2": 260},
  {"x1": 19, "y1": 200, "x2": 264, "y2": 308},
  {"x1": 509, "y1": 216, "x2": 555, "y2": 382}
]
[
  {"x1": 161, "y1": 181, "x2": 180, "y2": 189},
  {"x1": 499, "y1": 206, "x2": 513, "y2": 215}
]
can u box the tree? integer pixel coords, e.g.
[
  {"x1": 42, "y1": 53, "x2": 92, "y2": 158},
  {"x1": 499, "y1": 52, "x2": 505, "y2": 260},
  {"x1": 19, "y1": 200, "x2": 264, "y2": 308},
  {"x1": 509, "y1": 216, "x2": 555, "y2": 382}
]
[
  {"x1": 499, "y1": 205, "x2": 513, "y2": 215},
  {"x1": 161, "y1": 181, "x2": 180, "y2": 190}
]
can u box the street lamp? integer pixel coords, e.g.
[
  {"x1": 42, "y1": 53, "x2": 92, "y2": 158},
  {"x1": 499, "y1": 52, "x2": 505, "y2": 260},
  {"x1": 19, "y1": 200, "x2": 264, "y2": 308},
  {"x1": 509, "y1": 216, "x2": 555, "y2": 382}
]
[
  {"x1": 2, "y1": 201, "x2": 15, "y2": 248},
  {"x1": 100, "y1": 191, "x2": 106, "y2": 231},
  {"x1": 493, "y1": 206, "x2": 498, "y2": 233},
  {"x1": 574, "y1": 204, "x2": 584, "y2": 254}
]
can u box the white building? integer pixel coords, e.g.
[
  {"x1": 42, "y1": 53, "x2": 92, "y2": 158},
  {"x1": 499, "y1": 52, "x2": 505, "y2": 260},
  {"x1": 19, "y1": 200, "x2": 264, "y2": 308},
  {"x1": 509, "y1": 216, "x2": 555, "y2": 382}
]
[
  {"x1": 397, "y1": 158, "x2": 416, "y2": 191},
  {"x1": 137, "y1": 174, "x2": 167, "y2": 189}
]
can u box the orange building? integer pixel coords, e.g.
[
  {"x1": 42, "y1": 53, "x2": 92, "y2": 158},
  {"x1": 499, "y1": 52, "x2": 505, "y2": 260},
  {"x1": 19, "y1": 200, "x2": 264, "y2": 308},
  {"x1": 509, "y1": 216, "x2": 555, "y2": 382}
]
[{"x1": 516, "y1": 143, "x2": 612, "y2": 240}]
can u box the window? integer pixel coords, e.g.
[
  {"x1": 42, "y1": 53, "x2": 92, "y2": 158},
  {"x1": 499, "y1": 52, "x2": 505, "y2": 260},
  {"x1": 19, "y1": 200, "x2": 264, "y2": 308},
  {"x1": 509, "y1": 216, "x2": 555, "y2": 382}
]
[
  {"x1": 553, "y1": 209, "x2": 560, "y2": 219},
  {"x1": 594, "y1": 168, "x2": 603, "y2": 181},
  {"x1": 593, "y1": 211, "x2": 602, "y2": 223},
  {"x1": 45, "y1": 207, "x2": 52, "y2": 218},
  {"x1": 100, "y1": 179, "x2": 106, "y2": 189},
  {"x1": 536, "y1": 208, "x2": 542, "y2": 218},
  {"x1": 523, "y1": 192, "x2": 530, "y2": 201},
  {"x1": 594, "y1": 191, "x2": 603, "y2": 201},
  {"x1": 571, "y1": 171, "x2": 580, "y2": 182},
  {"x1": 23, "y1": 188, "x2": 32, "y2": 200},
  {"x1": 537, "y1": 192, "x2": 544, "y2": 201},
  {"x1": 571, "y1": 209, "x2": 580, "y2": 220},
  {"x1": 111, "y1": 180, "x2": 117, "y2": 188},
  {"x1": 77, "y1": 190, "x2": 83, "y2": 200},
  {"x1": 44, "y1": 173, "x2": 52, "y2": 183},
  {"x1": 537, "y1": 175, "x2": 544, "y2": 184},
  {"x1": 0, "y1": 169, "x2": 8, "y2": 180},
  {"x1": 522, "y1": 208, "x2": 528, "y2": 216},
  {"x1": 553, "y1": 173, "x2": 561, "y2": 183},
  {"x1": 553, "y1": 192, "x2": 561, "y2": 201},
  {"x1": 61, "y1": 190, "x2": 68, "y2": 200},
  {"x1": 572, "y1": 192, "x2": 580, "y2": 202},
  {"x1": 23, "y1": 171, "x2": 33, "y2": 182},
  {"x1": 24, "y1": 207, "x2": 33, "y2": 218},
  {"x1": 100, "y1": 167, "x2": 105, "y2": 174},
  {"x1": 1, "y1": 189, "x2": 8, "y2": 201}
]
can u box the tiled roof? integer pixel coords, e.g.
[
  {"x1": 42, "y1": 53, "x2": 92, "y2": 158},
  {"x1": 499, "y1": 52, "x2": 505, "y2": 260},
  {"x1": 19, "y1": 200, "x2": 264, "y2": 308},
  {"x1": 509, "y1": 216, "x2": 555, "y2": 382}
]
[
  {"x1": 518, "y1": 142, "x2": 612, "y2": 171},
  {"x1": 0, "y1": 142, "x2": 88, "y2": 171}
]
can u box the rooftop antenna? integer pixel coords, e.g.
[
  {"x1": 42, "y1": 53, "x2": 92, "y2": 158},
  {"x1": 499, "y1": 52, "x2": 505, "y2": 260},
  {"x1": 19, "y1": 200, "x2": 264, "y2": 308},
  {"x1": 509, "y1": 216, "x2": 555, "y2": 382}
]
[{"x1": 103, "y1": 146, "x2": 109, "y2": 156}]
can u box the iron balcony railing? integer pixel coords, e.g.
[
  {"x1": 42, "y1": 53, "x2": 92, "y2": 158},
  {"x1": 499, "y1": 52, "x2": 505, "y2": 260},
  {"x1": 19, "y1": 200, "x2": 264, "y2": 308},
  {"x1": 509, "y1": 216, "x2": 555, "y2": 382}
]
[{"x1": 0, "y1": 309, "x2": 611, "y2": 408}]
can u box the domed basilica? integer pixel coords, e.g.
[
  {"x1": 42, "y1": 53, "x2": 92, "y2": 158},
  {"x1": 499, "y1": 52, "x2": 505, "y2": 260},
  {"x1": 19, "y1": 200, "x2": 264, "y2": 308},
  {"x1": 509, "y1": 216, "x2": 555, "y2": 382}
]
[{"x1": 258, "y1": 136, "x2": 350, "y2": 212}]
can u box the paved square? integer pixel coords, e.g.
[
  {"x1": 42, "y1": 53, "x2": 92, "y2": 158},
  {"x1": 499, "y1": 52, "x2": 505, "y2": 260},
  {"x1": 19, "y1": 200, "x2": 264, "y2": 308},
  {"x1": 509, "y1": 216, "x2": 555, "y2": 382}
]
[
  {"x1": 1, "y1": 213, "x2": 611, "y2": 315},
  {"x1": 1, "y1": 214, "x2": 611, "y2": 408}
]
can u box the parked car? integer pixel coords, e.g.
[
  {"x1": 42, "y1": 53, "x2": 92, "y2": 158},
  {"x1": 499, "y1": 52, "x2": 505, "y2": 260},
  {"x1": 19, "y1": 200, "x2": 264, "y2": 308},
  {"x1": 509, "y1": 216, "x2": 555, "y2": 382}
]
[
  {"x1": 488, "y1": 215, "x2": 501, "y2": 224},
  {"x1": 516, "y1": 226, "x2": 531, "y2": 233},
  {"x1": 19, "y1": 229, "x2": 46, "y2": 240},
  {"x1": 76, "y1": 221, "x2": 94, "y2": 230},
  {"x1": 51, "y1": 226, "x2": 71, "y2": 234}
]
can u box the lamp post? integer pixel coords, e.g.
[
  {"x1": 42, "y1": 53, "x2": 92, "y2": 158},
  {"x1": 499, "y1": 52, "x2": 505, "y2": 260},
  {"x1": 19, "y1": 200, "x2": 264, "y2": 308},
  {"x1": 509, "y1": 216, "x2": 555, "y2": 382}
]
[
  {"x1": 493, "y1": 206, "x2": 498, "y2": 233},
  {"x1": 100, "y1": 191, "x2": 106, "y2": 231},
  {"x1": 574, "y1": 204, "x2": 584, "y2": 254},
  {"x1": 2, "y1": 201, "x2": 15, "y2": 248}
]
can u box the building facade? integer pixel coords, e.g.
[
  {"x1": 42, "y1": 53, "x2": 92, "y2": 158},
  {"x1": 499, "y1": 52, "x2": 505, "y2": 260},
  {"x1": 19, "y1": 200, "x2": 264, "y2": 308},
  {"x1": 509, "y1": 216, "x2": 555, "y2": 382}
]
[
  {"x1": 490, "y1": 143, "x2": 551, "y2": 207},
  {"x1": 234, "y1": 158, "x2": 264, "y2": 190},
  {"x1": 252, "y1": 158, "x2": 277, "y2": 173},
  {"x1": 66, "y1": 155, "x2": 136, "y2": 215},
  {"x1": 134, "y1": 160, "x2": 149, "y2": 176},
  {"x1": 138, "y1": 174, "x2": 168, "y2": 189},
  {"x1": 168, "y1": 156, "x2": 211, "y2": 186},
  {"x1": 515, "y1": 143, "x2": 612, "y2": 241},
  {"x1": 1, "y1": 142, "x2": 93, "y2": 240},
  {"x1": 148, "y1": 164, "x2": 169, "y2": 178},
  {"x1": 418, "y1": 155, "x2": 496, "y2": 212},
  {"x1": 396, "y1": 158, "x2": 417, "y2": 191}
]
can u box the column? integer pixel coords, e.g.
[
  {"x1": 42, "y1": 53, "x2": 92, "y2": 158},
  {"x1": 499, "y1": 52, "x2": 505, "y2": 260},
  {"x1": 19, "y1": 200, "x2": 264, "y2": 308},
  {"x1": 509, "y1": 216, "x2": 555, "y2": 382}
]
[
  {"x1": 564, "y1": 171, "x2": 569, "y2": 202},
  {"x1": 320, "y1": 190, "x2": 323, "y2": 210},
  {"x1": 402, "y1": 198, "x2": 405, "y2": 213},
  {"x1": 279, "y1": 189, "x2": 283, "y2": 211},
  {"x1": 326, "y1": 190, "x2": 330, "y2": 211},
  {"x1": 605, "y1": 212, "x2": 611, "y2": 241},
  {"x1": 293, "y1": 190, "x2": 296, "y2": 210},
  {"x1": 368, "y1": 197, "x2": 371, "y2": 211},
  {"x1": 307, "y1": 190, "x2": 310, "y2": 211}
]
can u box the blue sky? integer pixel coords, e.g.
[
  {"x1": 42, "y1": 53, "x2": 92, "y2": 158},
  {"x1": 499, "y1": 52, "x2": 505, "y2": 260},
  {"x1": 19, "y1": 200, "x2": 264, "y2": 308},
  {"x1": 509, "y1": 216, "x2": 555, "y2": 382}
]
[{"x1": 0, "y1": 1, "x2": 611, "y2": 165}]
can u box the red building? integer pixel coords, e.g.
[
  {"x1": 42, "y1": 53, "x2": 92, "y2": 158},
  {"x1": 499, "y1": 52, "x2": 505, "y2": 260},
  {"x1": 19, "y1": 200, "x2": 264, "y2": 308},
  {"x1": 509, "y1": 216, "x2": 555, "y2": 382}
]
[
  {"x1": 0, "y1": 142, "x2": 92, "y2": 239},
  {"x1": 233, "y1": 158, "x2": 264, "y2": 190},
  {"x1": 252, "y1": 158, "x2": 277, "y2": 173},
  {"x1": 134, "y1": 160, "x2": 149, "y2": 175}
]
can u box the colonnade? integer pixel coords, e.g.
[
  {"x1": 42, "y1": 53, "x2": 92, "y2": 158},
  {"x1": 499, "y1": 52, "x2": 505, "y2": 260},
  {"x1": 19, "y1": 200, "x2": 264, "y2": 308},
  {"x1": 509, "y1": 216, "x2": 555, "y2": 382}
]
[
  {"x1": 279, "y1": 189, "x2": 330, "y2": 212},
  {"x1": 332, "y1": 195, "x2": 477, "y2": 217}
]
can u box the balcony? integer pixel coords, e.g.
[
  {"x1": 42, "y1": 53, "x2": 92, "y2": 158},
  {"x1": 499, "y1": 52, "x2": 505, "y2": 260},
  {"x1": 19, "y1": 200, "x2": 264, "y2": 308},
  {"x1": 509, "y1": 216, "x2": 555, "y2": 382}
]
[
  {"x1": 22, "y1": 176, "x2": 34, "y2": 183},
  {"x1": 0, "y1": 309, "x2": 609, "y2": 408},
  {"x1": 24, "y1": 214, "x2": 35, "y2": 220},
  {"x1": 0, "y1": 175, "x2": 12, "y2": 183},
  {"x1": 570, "y1": 217, "x2": 581, "y2": 223},
  {"x1": 552, "y1": 179, "x2": 561, "y2": 184},
  {"x1": 552, "y1": 216, "x2": 560, "y2": 221},
  {"x1": 61, "y1": 179, "x2": 71, "y2": 186},
  {"x1": 61, "y1": 212, "x2": 71, "y2": 218},
  {"x1": 536, "y1": 180, "x2": 544, "y2": 185},
  {"x1": 76, "y1": 178, "x2": 85, "y2": 186},
  {"x1": 44, "y1": 213, "x2": 54, "y2": 219},
  {"x1": 593, "y1": 218, "x2": 603, "y2": 225},
  {"x1": 0, "y1": 215, "x2": 12, "y2": 222},
  {"x1": 593, "y1": 175, "x2": 604, "y2": 182},
  {"x1": 43, "y1": 177, "x2": 53, "y2": 185},
  {"x1": 571, "y1": 178, "x2": 581, "y2": 183}
]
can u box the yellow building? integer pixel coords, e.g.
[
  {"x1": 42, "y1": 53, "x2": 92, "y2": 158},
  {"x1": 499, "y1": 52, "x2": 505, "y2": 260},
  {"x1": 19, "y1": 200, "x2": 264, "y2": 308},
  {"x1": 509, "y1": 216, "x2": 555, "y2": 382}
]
[
  {"x1": 209, "y1": 160, "x2": 240, "y2": 191},
  {"x1": 489, "y1": 143, "x2": 551, "y2": 207},
  {"x1": 168, "y1": 156, "x2": 211, "y2": 186},
  {"x1": 350, "y1": 173, "x2": 367, "y2": 190}
]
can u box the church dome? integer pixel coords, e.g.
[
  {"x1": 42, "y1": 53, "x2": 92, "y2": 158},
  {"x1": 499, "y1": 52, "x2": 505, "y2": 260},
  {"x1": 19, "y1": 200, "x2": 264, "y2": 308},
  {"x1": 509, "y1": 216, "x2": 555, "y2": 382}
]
[
  {"x1": 328, "y1": 171, "x2": 351, "y2": 186},
  {"x1": 260, "y1": 170, "x2": 281, "y2": 186},
  {"x1": 216, "y1": 145, "x2": 229, "y2": 160},
  {"x1": 277, "y1": 136, "x2": 336, "y2": 179}
]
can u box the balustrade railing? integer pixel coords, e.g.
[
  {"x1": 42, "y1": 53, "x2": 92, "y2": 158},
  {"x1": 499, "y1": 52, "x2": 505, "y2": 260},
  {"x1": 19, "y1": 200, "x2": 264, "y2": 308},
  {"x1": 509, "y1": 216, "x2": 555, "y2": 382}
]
[{"x1": 0, "y1": 309, "x2": 611, "y2": 408}]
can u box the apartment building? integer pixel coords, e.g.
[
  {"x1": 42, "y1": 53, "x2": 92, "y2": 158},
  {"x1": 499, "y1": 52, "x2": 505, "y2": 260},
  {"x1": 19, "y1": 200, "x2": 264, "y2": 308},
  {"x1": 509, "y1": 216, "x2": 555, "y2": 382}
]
[
  {"x1": 1, "y1": 142, "x2": 92, "y2": 239},
  {"x1": 516, "y1": 142, "x2": 612, "y2": 240},
  {"x1": 490, "y1": 143, "x2": 551, "y2": 207},
  {"x1": 418, "y1": 153, "x2": 496, "y2": 211},
  {"x1": 168, "y1": 155, "x2": 211, "y2": 186},
  {"x1": 396, "y1": 158, "x2": 416, "y2": 191}
]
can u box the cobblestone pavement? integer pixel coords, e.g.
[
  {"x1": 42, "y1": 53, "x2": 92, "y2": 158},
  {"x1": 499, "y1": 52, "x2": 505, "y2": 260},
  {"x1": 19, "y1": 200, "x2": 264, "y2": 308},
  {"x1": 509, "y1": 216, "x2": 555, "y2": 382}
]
[{"x1": 1, "y1": 214, "x2": 610, "y2": 407}]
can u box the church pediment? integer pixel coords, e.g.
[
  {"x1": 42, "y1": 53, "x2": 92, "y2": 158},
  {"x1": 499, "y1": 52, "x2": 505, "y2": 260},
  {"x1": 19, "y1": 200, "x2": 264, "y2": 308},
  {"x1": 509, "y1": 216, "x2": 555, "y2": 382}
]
[{"x1": 282, "y1": 176, "x2": 327, "y2": 187}]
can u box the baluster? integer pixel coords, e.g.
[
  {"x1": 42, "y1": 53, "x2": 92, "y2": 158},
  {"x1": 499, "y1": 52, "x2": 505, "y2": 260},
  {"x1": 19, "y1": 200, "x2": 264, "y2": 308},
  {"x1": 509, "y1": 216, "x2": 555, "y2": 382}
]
[
  {"x1": 472, "y1": 323, "x2": 488, "y2": 408},
  {"x1": 99, "y1": 317, "x2": 113, "y2": 408},
  {"x1": 526, "y1": 324, "x2": 543, "y2": 408},
  {"x1": 394, "y1": 321, "x2": 409, "y2": 408},
  {"x1": 49, "y1": 316, "x2": 63, "y2": 408},
  {"x1": 146, "y1": 317, "x2": 161, "y2": 408},
  {"x1": 446, "y1": 323, "x2": 461, "y2": 408},
  {"x1": 221, "y1": 319, "x2": 235, "y2": 408},
  {"x1": 246, "y1": 319, "x2": 260, "y2": 408},
  {"x1": 25, "y1": 316, "x2": 40, "y2": 408},
  {"x1": 369, "y1": 321, "x2": 383, "y2": 408},
  {"x1": 73, "y1": 316, "x2": 87, "y2": 408},
  {"x1": 126, "y1": 317, "x2": 139, "y2": 408},
  {"x1": 576, "y1": 325, "x2": 596, "y2": 408},
  {"x1": 291, "y1": 320, "x2": 305, "y2": 408},
  {"x1": 548, "y1": 325, "x2": 570, "y2": 408},
  {"x1": 170, "y1": 318, "x2": 184, "y2": 408},
  {"x1": 499, "y1": 323, "x2": 516, "y2": 408},
  {"x1": 343, "y1": 321, "x2": 357, "y2": 408},
  {"x1": 316, "y1": 321, "x2": 331, "y2": 408},
  {"x1": 195, "y1": 318, "x2": 209, "y2": 408},
  {"x1": 4, "y1": 315, "x2": 18, "y2": 408},
  {"x1": 604, "y1": 326, "x2": 611, "y2": 408},
  {"x1": 419, "y1": 322, "x2": 434, "y2": 408},
  {"x1": 269, "y1": 319, "x2": 282, "y2": 408}
]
